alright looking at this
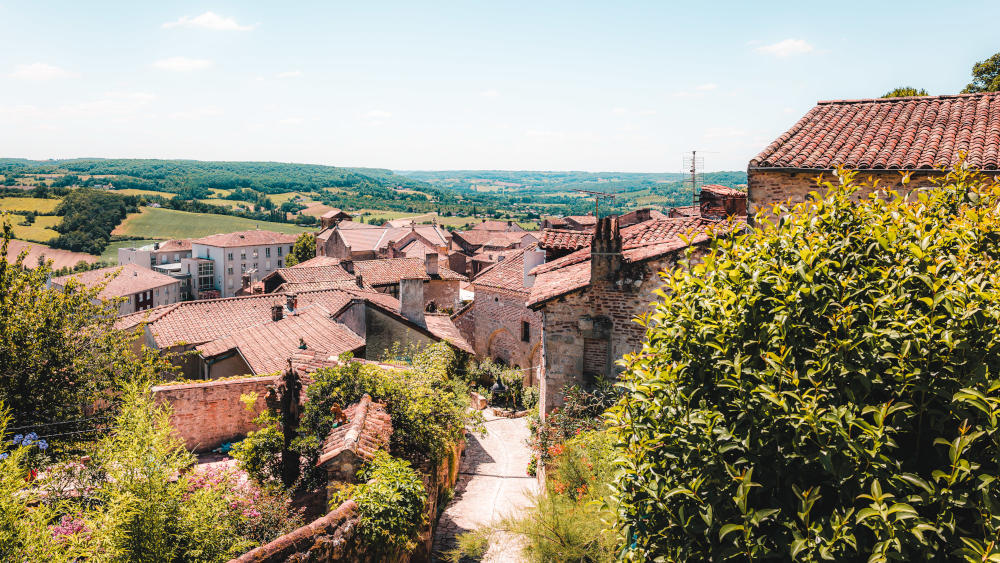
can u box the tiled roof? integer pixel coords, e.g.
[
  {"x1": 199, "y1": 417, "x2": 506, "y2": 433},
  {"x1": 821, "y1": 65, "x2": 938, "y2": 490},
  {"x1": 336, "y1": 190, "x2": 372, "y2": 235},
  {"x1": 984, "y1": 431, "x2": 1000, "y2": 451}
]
[
  {"x1": 321, "y1": 208, "x2": 351, "y2": 218},
  {"x1": 196, "y1": 306, "x2": 365, "y2": 375},
  {"x1": 751, "y1": 92, "x2": 1000, "y2": 171},
  {"x1": 116, "y1": 288, "x2": 385, "y2": 348},
  {"x1": 3, "y1": 240, "x2": 99, "y2": 270},
  {"x1": 316, "y1": 394, "x2": 392, "y2": 467},
  {"x1": 539, "y1": 228, "x2": 593, "y2": 251},
  {"x1": 155, "y1": 239, "x2": 192, "y2": 252},
  {"x1": 336, "y1": 225, "x2": 450, "y2": 253},
  {"x1": 528, "y1": 217, "x2": 726, "y2": 306},
  {"x1": 565, "y1": 215, "x2": 598, "y2": 227},
  {"x1": 52, "y1": 264, "x2": 178, "y2": 300},
  {"x1": 471, "y1": 220, "x2": 518, "y2": 231},
  {"x1": 473, "y1": 245, "x2": 534, "y2": 294},
  {"x1": 453, "y1": 230, "x2": 532, "y2": 248},
  {"x1": 190, "y1": 230, "x2": 299, "y2": 248},
  {"x1": 336, "y1": 221, "x2": 379, "y2": 230},
  {"x1": 271, "y1": 265, "x2": 356, "y2": 285},
  {"x1": 353, "y1": 258, "x2": 466, "y2": 286},
  {"x1": 701, "y1": 184, "x2": 747, "y2": 198},
  {"x1": 292, "y1": 256, "x2": 342, "y2": 268},
  {"x1": 668, "y1": 205, "x2": 701, "y2": 217},
  {"x1": 422, "y1": 314, "x2": 474, "y2": 353}
]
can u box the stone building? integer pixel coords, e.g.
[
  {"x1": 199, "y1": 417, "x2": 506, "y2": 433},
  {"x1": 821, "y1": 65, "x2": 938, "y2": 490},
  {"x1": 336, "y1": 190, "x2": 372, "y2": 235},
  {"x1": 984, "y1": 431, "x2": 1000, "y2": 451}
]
[
  {"x1": 316, "y1": 222, "x2": 452, "y2": 262},
  {"x1": 319, "y1": 208, "x2": 353, "y2": 229},
  {"x1": 51, "y1": 263, "x2": 181, "y2": 315},
  {"x1": 450, "y1": 229, "x2": 538, "y2": 278},
  {"x1": 316, "y1": 394, "x2": 393, "y2": 483},
  {"x1": 458, "y1": 244, "x2": 546, "y2": 383},
  {"x1": 748, "y1": 92, "x2": 1000, "y2": 216},
  {"x1": 528, "y1": 215, "x2": 734, "y2": 414}
]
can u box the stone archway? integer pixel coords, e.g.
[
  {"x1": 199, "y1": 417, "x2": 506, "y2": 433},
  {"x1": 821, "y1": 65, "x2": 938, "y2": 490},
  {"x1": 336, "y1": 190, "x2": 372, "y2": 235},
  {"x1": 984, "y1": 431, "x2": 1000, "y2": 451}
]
[
  {"x1": 525, "y1": 340, "x2": 543, "y2": 386},
  {"x1": 486, "y1": 328, "x2": 519, "y2": 366}
]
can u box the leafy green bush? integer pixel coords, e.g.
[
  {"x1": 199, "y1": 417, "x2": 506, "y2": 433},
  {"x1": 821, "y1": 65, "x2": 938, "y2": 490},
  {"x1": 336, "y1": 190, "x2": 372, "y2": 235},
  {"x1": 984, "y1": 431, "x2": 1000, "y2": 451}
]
[
  {"x1": 528, "y1": 384, "x2": 616, "y2": 466},
  {"x1": 610, "y1": 162, "x2": 1000, "y2": 560},
  {"x1": 295, "y1": 348, "x2": 474, "y2": 487},
  {"x1": 353, "y1": 451, "x2": 427, "y2": 554},
  {"x1": 230, "y1": 406, "x2": 283, "y2": 485}
]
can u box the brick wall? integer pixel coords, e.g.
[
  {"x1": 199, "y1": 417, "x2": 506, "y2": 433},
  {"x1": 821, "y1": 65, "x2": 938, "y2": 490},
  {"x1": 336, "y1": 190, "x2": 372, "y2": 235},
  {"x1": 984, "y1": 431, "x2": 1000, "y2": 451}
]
[
  {"x1": 424, "y1": 279, "x2": 461, "y2": 311},
  {"x1": 451, "y1": 303, "x2": 475, "y2": 350},
  {"x1": 151, "y1": 376, "x2": 276, "y2": 452},
  {"x1": 747, "y1": 168, "x2": 934, "y2": 216},
  {"x1": 472, "y1": 286, "x2": 544, "y2": 379}
]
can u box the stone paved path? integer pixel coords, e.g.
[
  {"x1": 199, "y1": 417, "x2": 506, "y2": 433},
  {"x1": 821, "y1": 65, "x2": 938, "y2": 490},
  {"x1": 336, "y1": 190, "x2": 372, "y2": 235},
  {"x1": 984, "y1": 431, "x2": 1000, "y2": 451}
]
[{"x1": 432, "y1": 413, "x2": 538, "y2": 562}]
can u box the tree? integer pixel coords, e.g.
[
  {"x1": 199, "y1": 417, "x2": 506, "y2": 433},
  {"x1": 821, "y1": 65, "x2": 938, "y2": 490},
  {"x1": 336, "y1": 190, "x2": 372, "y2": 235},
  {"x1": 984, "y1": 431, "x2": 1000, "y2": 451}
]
[
  {"x1": 283, "y1": 233, "x2": 315, "y2": 267},
  {"x1": 882, "y1": 86, "x2": 928, "y2": 98},
  {"x1": 610, "y1": 161, "x2": 1000, "y2": 560},
  {"x1": 962, "y1": 52, "x2": 1000, "y2": 93},
  {"x1": 0, "y1": 220, "x2": 160, "y2": 427}
]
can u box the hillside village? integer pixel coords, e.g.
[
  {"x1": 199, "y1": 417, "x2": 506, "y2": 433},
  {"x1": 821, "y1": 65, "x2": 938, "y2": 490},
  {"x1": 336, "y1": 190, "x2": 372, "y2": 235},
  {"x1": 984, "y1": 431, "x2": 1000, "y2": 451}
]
[{"x1": 4, "y1": 19, "x2": 1000, "y2": 557}]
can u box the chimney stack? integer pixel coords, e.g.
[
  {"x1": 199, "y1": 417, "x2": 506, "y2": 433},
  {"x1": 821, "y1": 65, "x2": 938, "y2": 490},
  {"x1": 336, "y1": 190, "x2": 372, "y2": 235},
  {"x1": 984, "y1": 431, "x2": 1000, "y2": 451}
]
[
  {"x1": 355, "y1": 274, "x2": 364, "y2": 288},
  {"x1": 424, "y1": 252, "x2": 439, "y2": 276},
  {"x1": 591, "y1": 216, "x2": 622, "y2": 283},
  {"x1": 271, "y1": 304, "x2": 284, "y2": 322},
  {"x1": 522, "y1": 247, "x2": 546, "y2": 288},
  {"x1": 341, "y1": 259, "x2": 354, "y2": 274},
  {"x1": 286, "y1": 293, "x2": 298, "y2": 314},
  {"x1": 399, "y1": 278, "x2": 425, "y2": 325}
]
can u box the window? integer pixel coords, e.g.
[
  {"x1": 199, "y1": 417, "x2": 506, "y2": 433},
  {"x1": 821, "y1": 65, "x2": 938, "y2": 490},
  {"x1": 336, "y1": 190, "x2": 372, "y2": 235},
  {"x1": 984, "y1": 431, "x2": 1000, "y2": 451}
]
[
  {"x1": 174, "y1": 253, "x2": 179, "y2": 261},
  {"x1": 288, "y1": 245, "x2": 293, "y2": 254},
  {"x1": 228, "y1": 253, "x2": 234, "y2": 261},
  {"x1": 265, "y1": 261, "x2": 270, "y2": 270},
  {"x1": 241, "y1": 251, "x2": 246, "y2": 260},
  {"x1": 265, "y1": 247, "x2": 271, "y2": 258},
  {"x1": 253, "y1": 262, "x2": 258, "y2": 269},
  {"x1": 241, "y1": 263, "x2": 246, "y2": 273},
  {"x1": 253, "y1": 249, "x2": 258, "y2": 258},
  {"x1": 521, "y1": 321, "x2": 530, "y2": 342},
  {"x1": 227, "y1": 267, "x2": 233, "y2": 275},
  {"x1": 277, "y1": 246, "x2": 283, "y2": 257},
  {"x1": 277, "y1": 259, "x2": 283, "y2": 267}
]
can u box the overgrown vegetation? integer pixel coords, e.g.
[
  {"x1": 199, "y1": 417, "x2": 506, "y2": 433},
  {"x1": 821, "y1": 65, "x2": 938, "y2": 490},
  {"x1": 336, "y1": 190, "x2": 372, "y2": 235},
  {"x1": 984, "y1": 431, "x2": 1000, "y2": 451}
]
[
  {"x1": 611, "y1": 160, "x2": 1000, "y2": 560},
  {"x1": 49, "y1": 189, "x2": 138, "y2": 254},
  {"x1": 352, "y1": 451, "x2": 428, "y2": 554},
  {"x1": 283, "y1": 233, "x2": 316, "y2": 266}
]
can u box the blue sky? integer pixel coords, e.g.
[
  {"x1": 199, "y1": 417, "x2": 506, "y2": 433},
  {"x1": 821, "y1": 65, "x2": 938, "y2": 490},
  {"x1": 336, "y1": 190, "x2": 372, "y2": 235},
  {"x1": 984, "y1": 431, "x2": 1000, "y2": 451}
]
[{"x1": 0, "y1": 1, "x2": 997, "y2": 172}]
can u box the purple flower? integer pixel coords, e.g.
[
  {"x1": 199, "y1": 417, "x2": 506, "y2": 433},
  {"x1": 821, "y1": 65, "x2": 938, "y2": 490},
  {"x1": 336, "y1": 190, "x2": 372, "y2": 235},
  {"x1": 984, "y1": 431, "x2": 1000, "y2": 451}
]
[
  {"x1": 37, "y1": 440, "x2": 48, "y2": 451},
  {"x1": 25, "y1": 432, "x2": 38, "y2": 442},
  {"x1": 11, "y1": 434, "x2": 22, "y2": 445},
  {"x1": 0, "y1": 452, "x2": 8, "y2": 460}
]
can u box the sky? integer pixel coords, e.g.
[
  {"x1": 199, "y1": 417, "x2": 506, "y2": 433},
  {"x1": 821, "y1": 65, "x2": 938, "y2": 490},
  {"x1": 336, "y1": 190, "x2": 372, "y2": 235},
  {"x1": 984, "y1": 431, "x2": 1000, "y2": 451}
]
[{"x1": 0, "y1": 1, "x2": 998, "y2": 173}]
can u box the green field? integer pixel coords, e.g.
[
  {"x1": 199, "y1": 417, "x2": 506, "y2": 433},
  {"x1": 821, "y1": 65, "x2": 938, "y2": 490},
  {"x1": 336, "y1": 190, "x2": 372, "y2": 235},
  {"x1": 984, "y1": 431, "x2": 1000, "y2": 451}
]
[
  {"x1": 110, "y1": 188, "x2": 175, "y2": 199},
  {"x1": 100, "y1": 239, "x2": 161, "y2": 261},
  {"x1": 267, "y1": 192, "x2": 307, "y2": 205},
  {"x1": 0, "y1": 197, "x2": 61, "y2": 213},
  {"x1": 198, "y1": 198, "x2": 247, "y2": 209},
  {"x1": 6, "y1": 214, "x2": 61, "y2": 242},
  {"x1": 113, "y1": 207, "x2": 311, "y2": 240}
]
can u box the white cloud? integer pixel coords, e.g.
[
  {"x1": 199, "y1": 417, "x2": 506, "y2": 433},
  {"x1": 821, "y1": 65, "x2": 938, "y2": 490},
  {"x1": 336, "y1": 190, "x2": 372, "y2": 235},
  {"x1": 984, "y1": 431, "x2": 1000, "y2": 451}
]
[
  {"x1": 480, "y1": 89, "x2": 500, "y2": 98},
  {"x1": 278, "y1": 117, "x2": 303, "y2": 125},
  {"x1": 9, "y1": 63, "x2": 76, "y2": 80},
  {"x1": 525, "y1": 129, "x2": 565, "y2": 138},
  {"x1": 755, "y1": 38, "x2": 814, "y2": 57},
  {"x1": 611, "y1": 107, "x2": 628, "y2": 115},
  {"x1": 696, "y1": 83, "x2": 718, "y2": 91},
  {"x1": 276, "y1": 70, "x2": 302, "y2": 78},
  {"x1": 162, "y1": 11, "x2": 256, "y2": 31},
  {"x1": 153, "y1": 57, "x2": 213, "y2": 72},
  {"x1": 637, "y1": 109, "x2": 657, "y2": 116},
  {"x1": 169, "y1": 106, "x2": 221, "y2": 120},
  {"x1": 364, "y1": 109, "x2": 392, "y2": 119}
]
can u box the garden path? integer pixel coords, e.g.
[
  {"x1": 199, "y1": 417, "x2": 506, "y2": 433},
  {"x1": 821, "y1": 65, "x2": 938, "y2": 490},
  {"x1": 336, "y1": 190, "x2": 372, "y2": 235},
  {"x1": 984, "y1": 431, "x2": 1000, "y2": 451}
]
[{"x1": 432, "y1": 412, "x2": 537, "y2": 562}]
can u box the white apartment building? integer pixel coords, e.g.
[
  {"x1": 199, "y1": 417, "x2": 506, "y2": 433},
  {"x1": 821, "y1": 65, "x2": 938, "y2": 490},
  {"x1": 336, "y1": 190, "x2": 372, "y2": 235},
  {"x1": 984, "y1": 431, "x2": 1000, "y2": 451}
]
[{"x1": 188, "y1": 230, "x2": 301, "y2": 298}]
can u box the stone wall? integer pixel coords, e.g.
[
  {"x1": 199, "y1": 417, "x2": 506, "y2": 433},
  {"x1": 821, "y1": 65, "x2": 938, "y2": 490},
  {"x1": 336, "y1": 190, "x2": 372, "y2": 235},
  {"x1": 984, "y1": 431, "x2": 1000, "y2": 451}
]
[
  {"x1": 364, "y1": 307, "x2": 438, "y2": 361},
  {"x1": 152, "y1": 376, "x2": 275, "y2": 452},
  {"x1": 472, "y1": 286, "x2": 543, "y2": 380},
  {"x1": 424, "y1": 279, "x2": 460, "y2": 311},
  {"x1": 451, "y1": 303, "x2": 474, "y2": 351},
  {"x1": 747, "y1": 168, "x2": 936, "y2": 216},
  {"x1": 538, "y1": 249, "x2": 707, "y2": 415}
]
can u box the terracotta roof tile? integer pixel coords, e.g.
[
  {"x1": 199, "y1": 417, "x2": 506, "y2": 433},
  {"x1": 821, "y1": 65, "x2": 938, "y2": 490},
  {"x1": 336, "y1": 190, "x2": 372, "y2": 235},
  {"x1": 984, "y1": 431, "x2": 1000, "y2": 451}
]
[
  {"x1": 52, "y1": 264, "x2": 178, "y2": 300},
  {"x1": 190, "y1": 230, "x2": 299, "y2": 247},
  {"x1": 472, "y1": 245, "x2": 535, "y2": 294},
  {"x1": 701, "y1": 184, "x2": 747, "y2": 198},
  {"x1": 353, "y1": 258, "x2": 466, "y2": 286},
  {"x1": 422, "y1": 314, "x2": 474, "y2": 354},
  {"x1": 317, "y1": 394, "x2": 392, "y2": 467},
  {"x1": 155, "y1": 239, "x2": 192, "y2": 252},
  {"x1": 471, "y1": 220, "x2": 520, "y2": 231},
  {"x1": 195, "y1": 306, "x2": 365, "y2": 375},
  {"x1": 452, "y1": 230, "x2": 534, "y2": 248},
  {"x1": 539, "y1": 228, "x2": 593, "y2": 251},
  {"x1": 751, "y1": 92, "x2": 1000, "y2": 170},
  {"x1": 292, "y1": 256, "x2": 342, "y2": 268}
]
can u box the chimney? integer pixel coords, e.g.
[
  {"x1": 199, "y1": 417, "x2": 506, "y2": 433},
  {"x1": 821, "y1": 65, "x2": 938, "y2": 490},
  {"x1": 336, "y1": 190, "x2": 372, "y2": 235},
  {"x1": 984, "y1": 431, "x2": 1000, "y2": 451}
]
[
  {"x1": 424, "y1": 252, "x2": 439, "y2": 276},
  {"x1": 399, "y1": 278, "x2": 425, "y2": 325},
  {"x1": 286, "y1": 293, "x2": 297, "y2": 314},
  {"x1": 591, "y1": 216, "x2": 622, "y2": 283},
  {"x1": 522, "y1": 248, "x2": 546, "y2": 288},
  {"x1": 241, "y1": 273, "x2": 251, "y2": 291},
  {"x1": 355, "y1": 274, "x2": 364, "y2": 288},
  {"x1": 341, "y1": 259, "x2": 354, "y2": 274},
  {"x1": 271, "y1": 304, "x2": 284, "y2": 321},
  {"x1": 153, "y1": 242, "x2": 160, "y2": 250}
]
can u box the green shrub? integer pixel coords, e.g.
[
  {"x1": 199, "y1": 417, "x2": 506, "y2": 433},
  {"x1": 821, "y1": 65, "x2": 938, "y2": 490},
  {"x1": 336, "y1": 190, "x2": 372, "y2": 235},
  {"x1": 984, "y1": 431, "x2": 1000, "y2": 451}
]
[
  {"x1": 353, "y1": 451, "x2": 427, "y2": 554},
  {"x1": 230, "y1": 408, "x2": 283, "y2": 485},
  {"x1": 610, "y1": 161, "x2": 1000, "y2": 560}
]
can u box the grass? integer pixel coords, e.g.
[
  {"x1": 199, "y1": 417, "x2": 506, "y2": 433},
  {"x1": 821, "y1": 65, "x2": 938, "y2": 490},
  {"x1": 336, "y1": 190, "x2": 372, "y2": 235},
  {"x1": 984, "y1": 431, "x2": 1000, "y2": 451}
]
[
  {"x1": 5, "y1": 214, "x2": 61, "y2": 242},
  {"x1": 112, "y1": 207, "x2": 311, "y2": 240},
  {"x1": 110, "y1": 189, "x2": 175, "y2": 199},
  {"x1": 266, "y1": 192, "x2": 307, "y2": 205},
  {"x1": 100, "y1": 239, "x2": 161, "y2": 261},
  {"x1": 198, "y1": 198, "x2": 247, "y2": 209},
  {"x1": 0, "y1": 197, "x2": 61, "y2": 213}
]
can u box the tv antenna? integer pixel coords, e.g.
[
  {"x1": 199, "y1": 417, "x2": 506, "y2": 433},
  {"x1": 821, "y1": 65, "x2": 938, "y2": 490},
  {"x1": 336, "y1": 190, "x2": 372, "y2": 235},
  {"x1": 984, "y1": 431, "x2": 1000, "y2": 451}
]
[
  {"x1": 683, "y1": 150, "x2": 705, "y2": 209},
  {"x1": 571, "y1": 189, "x2": 618, "y2": 218}
]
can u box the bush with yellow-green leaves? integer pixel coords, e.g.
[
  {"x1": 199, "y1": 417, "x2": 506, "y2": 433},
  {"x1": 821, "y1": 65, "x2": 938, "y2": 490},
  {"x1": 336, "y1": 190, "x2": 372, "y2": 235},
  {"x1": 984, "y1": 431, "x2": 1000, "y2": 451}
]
[{"x1": 611, "y1": 159, "x2": 1000, "y2": 561}]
